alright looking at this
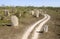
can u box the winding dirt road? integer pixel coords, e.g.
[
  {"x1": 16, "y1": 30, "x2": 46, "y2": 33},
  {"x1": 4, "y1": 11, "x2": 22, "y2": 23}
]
[
  {"x1": 21, "y1": 14, "x2": 50, "y2": 39},
  {"x1": 31, "y1": 14, "x2": 50, "y2": 39}
]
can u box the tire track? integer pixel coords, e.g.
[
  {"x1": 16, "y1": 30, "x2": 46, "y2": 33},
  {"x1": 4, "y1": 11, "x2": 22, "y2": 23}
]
[
  {"x1": 31, "y1": 14, "x2": 50, "y2": 39},
  {"x1": 21, "y1": 14, "x2": 47, "y2": 39}
]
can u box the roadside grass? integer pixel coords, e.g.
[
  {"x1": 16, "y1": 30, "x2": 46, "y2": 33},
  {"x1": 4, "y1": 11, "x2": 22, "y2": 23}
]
[
  {"x1": 0, "y1": 8, "x2": 43, "y2": 39},
  {"x1": 38, "y1": 9, "x2": 60, "y2": 39}
]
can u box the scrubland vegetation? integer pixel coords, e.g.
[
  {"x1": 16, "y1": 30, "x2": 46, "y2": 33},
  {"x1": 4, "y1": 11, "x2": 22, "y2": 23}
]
[{"x1": 0, "y1": 6, "x2": 60, "y2": 39}]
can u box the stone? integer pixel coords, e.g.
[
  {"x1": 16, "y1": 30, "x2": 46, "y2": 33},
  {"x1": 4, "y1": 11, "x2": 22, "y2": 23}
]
[
  {"x1": 30, "y1": 9, "x2": 40, "y2": 18},
  {"x1": 36, "y1": 10, "x2": 40, "y2": 18},
  {"x1": 44, "y1": 25, "x2": 48, "y2": 32},
  {"x1": 34, "y1": 9, "x2": 40, "y2": 18},
  {"x1": 4, "y1": 10, "x2": 10, "y2": 16},
  {"x1": 31, "y1": 10, "x2": 35, "y2": 15},
  {"x1": 39, "y1": 9, "x2": 43, "y2": 15},
  {"x1": 11, "y1": 15, "x2": 19, "y2": 26}
]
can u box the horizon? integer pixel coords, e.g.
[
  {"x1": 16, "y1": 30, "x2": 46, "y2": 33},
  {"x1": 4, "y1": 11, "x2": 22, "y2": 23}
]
[{"x1": 0, "y1": 0, "x2": 60, "y2": 7}]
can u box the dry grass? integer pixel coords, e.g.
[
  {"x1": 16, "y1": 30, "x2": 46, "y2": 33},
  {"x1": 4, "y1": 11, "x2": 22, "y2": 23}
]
[
  {"x1": 0, "y1": 13, "x2": 43, "y2": 39},
  {"x1": 0, "y1": 8, "x2": 60, "y2": 39},
  {"x1": 38, "y1": 9, "x2": 60, "y2": 39}
]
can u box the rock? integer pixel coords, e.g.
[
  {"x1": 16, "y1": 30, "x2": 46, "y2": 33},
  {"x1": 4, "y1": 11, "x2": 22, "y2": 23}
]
[
  {"x1": 39, "y1": 9, "x2": 44, "y2": 15},
  {"x1": 30, "y1": 9, "x2": 40, "y2": 18},
  {"x1": 36, "y1": 10, "x2": 40, "y2": 18},
  {"x1": 4, "y1": 10, "x2": 10, "y2": 16},
  {"x1": 44, "y1": 25, "x2": 48, "y2": 32},
  {"x1": 31, "y1": 10, "x2": 35, "y2": 15},
  {"x1": 11, "y1": 15, "x2": 19, "y2": 26},
  {"x1": 34, "y1": 9, "x2": 40, "y2": 18}
]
